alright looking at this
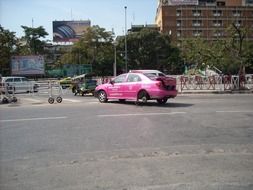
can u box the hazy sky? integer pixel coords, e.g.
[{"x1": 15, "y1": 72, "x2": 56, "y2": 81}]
[{"x1": 0, "y1": 0, "x2": 158, "y2": 41}]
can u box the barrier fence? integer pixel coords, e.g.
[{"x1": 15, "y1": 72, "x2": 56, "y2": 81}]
[{"x1": 178, "y1": 74, "x2": 253, "y2": 92}]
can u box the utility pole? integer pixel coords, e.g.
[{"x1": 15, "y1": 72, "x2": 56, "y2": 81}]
[{"x1": 124, "y1": 6, "x2": 128, "y2": 73}]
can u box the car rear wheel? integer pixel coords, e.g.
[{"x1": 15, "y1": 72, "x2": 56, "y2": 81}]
[
  {"x1": 98, "y1": 90, "x2": 108, "y2": 103},
  {"x1": 157, "y1": 98, "x2": 168, "y2": 104},
  {"x1": 136, "y1": 90, "x2": 149, "y2": 105}
]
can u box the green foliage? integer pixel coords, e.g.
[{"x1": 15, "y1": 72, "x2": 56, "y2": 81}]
[
  {"x1": 117, "y1": 29, "x2": 183, "y2": 74},
  {"x1": 181, "y1": 25, "x2": 253, "y2": 75},
  {"x1": 0, "y1": 25, "x2": 18, "y2": 75},
  {"x1": 20, "y1": 25, "x2": 48, "y2": 55},
  {"x1": 60, "y1": 25, "x2": 115, "y2": 76}
]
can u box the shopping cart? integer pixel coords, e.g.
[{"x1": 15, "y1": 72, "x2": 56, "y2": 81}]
[{"x1": 36, "y1": 81, "x2": 63, "y2": 104}]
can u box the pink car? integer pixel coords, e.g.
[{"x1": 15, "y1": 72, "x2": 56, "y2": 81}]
[{"x1": 94, "y1": 70, "x2": 177, "y2": 104}]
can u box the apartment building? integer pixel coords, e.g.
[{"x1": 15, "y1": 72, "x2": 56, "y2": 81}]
[{"x1": 155, "y1": 0, "x2": 253, "y2": 43}]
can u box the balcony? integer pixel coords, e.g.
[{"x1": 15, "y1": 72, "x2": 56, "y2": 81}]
[
  {"x1": 213, "y1": 23, "x2": 221, "y2": 27},
  {"x1": 213, "y1": 13, "x2": 221, "y2": 17},
  {"x1": 192, "y1": 23, "x2": 201, "y2": 27},
  {"x1": 233, "y1": 13, "x2": 241, "y2": 17},
  {"x1": 193, "y1": 13, "x2": 201, "y2": 17}
]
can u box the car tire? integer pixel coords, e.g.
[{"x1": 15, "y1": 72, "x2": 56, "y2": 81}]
[
  {"x1": 136, "y1": 90, "x2": 149, "y2": 105},
  {"x1": 157, "y1": 98, "x2": 168, "y2": 104},
  {"x1": 98, "y1": 90, "x2": 108, "y2": 103}
]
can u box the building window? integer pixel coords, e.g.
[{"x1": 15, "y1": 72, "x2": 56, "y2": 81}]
[
  {"x1": 177, "y1": 31, "x2": 181, "y2": 37},
  {"x1": 213, "y1": 31, "x2": 223, "y2": 37},
  {"x1": 234, "y1": 20, "x2": 242, "y2": 27},
  {"x1": 192, "y1": 20, "x2": 202, "y2": 27},
  {"x1": 217, "y1": 1, "x2": 225, "y2": 6},
  {"x1": 192, "y1": 10, "x2": 201, "y2": 17},
  {"x1": 213, "y1": 20, "x2": 222, "y2": 27},
  {"x1": 213, "y1": 10, "x2": 222, "y2": 17},
  {"x1": 177, "y1": 20, "x2": 181, "y2": 27},
  {"x1": 176, "y1": 10, "x2": 181, "y2": 17},
  {"x1": 233, "y1": 10, "x2": 241, "y2": 17},
  {"x1": 246, "y1": 0, "x2": 253, "y2": 5},
  {"x1": 193, "y1": 30, "x2": 202, "y2": 37}
]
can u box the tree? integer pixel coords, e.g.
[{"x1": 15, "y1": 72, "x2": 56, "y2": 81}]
[
  {"x1": 181, "y1": 24, "x2": 253, "y2": 75},
  {"x1": 181, "y1": 37, "x2": 225, "y2": 74},
  {"x1": 60, "y1": 25, "x2": 115, "y2": 76},
  {"x1": 0, "y1": 25, "x2": 18, "y2": 75},
  {"x1": 117, "y1": 28, "x2": 183, "y2": 74},
  {"x1": 21, "y1": 25, "x2": 48, "y2": 55},
  {"x1": 223, "y1": 24, "x2": 252, "y2": 75}
]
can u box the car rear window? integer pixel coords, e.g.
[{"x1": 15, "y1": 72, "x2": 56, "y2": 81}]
[{"x1": 143, "y1": 73, "x2": 158, "y2": 80}]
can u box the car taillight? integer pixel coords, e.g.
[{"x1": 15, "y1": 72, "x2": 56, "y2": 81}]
[{"x1": 155, "y1": 81, "x2": 162, "y2": 88}]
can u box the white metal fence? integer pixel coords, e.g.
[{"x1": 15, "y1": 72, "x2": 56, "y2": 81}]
[{"x1": 177, "y1": 74, "x2": 253, "y2": 92}]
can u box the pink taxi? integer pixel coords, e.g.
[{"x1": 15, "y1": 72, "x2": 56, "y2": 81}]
[{"x1": 94, "y1": 70, "x2": 177, "y2": 104}]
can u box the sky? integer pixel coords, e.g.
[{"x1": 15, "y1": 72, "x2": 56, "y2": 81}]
[{"x1": 0, "y1": 0, "x2": 158, "y2": 41}]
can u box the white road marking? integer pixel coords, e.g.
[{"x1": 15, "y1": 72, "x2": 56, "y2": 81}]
[
  {"x1": 63, "y1": 99, "x2": 82, "y2": 103},
  {"x1": 216, "y1": 110, "x2": 253, "y2": 113},
  {"x1": 97, "y1": 112, "x2": 186, "y2": 117},
  {"x1": 0, "y1": 116, "x2": 67, "y2": 123},
  {"x1": 22, "y1": 98, "x2": 42, "y2": 103}
]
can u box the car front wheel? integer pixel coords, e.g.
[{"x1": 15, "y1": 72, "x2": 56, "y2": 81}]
[{"x1": 98, "y1": 90, "x2": 108, "y2": 103}]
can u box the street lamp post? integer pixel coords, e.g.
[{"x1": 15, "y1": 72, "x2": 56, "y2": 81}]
[
  {"x1": 113, "y1": 41, "x2": 117, "y2": 77},
  {"x1": 124, "y1": 6, "x2": 128, "y2": 72}
]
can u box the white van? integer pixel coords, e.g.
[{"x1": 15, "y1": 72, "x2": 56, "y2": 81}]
[{"x1": 1, "y1": 76, "x2": 38, "y2": 93}]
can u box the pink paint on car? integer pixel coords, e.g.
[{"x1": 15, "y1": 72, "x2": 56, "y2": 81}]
[{"x1": 94, "y1": 70, "x2": 177, "y2": 104}]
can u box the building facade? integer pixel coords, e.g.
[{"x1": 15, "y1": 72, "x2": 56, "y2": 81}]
[{"x1": 155, "y1": 0, "x2": 253, "y2": 43}]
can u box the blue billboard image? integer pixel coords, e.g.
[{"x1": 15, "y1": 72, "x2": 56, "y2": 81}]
[{"x1": 11, "y1": 56, "x2": 45, "y2": 75}]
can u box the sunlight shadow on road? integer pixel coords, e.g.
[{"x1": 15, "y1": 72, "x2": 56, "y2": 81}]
[{"x1": 108, "y1": 101, "x2": 194, "y2": 108}]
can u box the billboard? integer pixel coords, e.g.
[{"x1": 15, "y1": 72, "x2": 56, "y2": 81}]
[
  {"x1": 53, "y1": 20, "x2": 91, "y2": 42},
  {"x1": 11, "y1": 56, "x2": 45, "y2": 75},
  {"x1": 161, "y1": 0, "x2": 198, "y2": 5}
]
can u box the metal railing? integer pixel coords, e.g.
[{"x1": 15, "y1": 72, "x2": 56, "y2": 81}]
[{"x1": 178, "y1": 74, "x2": 253, "y2": 92}]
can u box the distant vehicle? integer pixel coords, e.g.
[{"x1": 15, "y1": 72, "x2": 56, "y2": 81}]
[
  {"x1": 71, "y1": 74, "x2": 97, "y2": 96},
  {"x1": 59, "y1": 77, "x2": 72, "y2": 89},
  {"x1": 94, "y1": 70, "x2": 177, "y2": 104},
  {"x1": 1, "y1": 76, "x2": 38, "y2": 93}
]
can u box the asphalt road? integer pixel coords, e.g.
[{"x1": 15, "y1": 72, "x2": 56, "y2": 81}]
[{"x1": 0, "y1": 93, "x2": 253, "y2": 190}]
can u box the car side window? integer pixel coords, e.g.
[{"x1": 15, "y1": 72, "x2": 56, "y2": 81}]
[
  {"x1": 5, "y1": 78, "x2": 13, "y2": 82},
  {"x1": 127, "y1": 74, "x2": 141, "y2": 82},
  {"x1": 14, "y1": 78, "x2": 21, "y2": 82},
  {"x1": 114, "y1": 74, "x2": 127, "y2": 83},
  {"x1": 22, "y1": 78, "x2": 28, "y2": 82}
]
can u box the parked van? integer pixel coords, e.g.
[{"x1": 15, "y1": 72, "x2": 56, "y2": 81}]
[{"x1": 1, "y1": 76, "x2": 38, "y2": 93}]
